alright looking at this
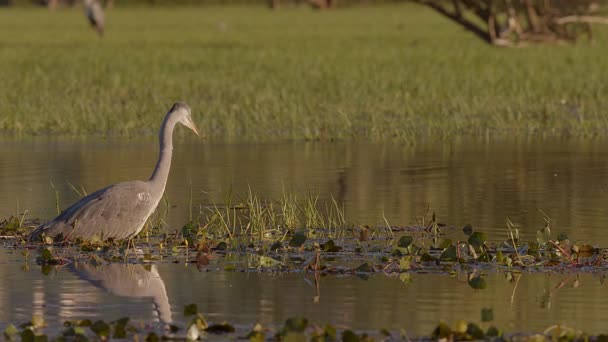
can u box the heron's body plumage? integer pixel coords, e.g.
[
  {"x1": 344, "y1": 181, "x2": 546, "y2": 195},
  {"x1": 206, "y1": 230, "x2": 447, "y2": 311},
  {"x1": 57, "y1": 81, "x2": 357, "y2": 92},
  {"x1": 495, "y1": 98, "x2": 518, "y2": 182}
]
[{"x1": 30, "y1": 102, "x2": 198, "y2": 242}]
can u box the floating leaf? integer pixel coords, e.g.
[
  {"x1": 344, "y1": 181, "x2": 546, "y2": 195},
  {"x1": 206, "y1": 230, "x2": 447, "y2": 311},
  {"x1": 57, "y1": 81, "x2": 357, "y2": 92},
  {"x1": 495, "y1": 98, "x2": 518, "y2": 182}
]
[
  {"x1": 146, "y1": 332, "x2": 160, "y2": 342},
  {"x1": 468, "y1": 276, "x2": 487, "y2": 290},
  {"x1": 40, "y1": 248, "x2": 54, "y2": 261},
  {"x1": 439, "y1": 245, "x2": 457, "y2": 261},
  {"x1": 486, "y1": 326, "x2": 502, "y2": 337},
  {"x1": 342, "y1": 330, "x2": 359, "y2": 342},
  {"x1": 215, "y1": 241, "x2": 228, "y2": 251},
  {"x1": 468, "y1": 232, "x2": 487, "y2": 250},
  {"x1": 462, "y1": 224, "x2": 473, "y2": 236},
  {"x1": 90, "y1": 320, "x2": 110, "y2": 339},
  {"x1": 270, "y1": 241, "x2": 282, "y2": 251},
  {"x1": 420, "y1": 253, "x2": 436, "y2": 262},
  {"x1": 399, "y1": 256, "x2": 411, "y2": 271},
  {"x1": 3, "y1": 324, "x2": 18, "y2": 340},
  {"x1": 113, "y1": 317, "x2": 130, "y2": 339},
  {"x1": 289, "y1": 233, "x2": 307, "y2": 247},
  {"x1": 354, "y1": 262, "x2": 371, "y2": 273},
  {"x1": 321, "y1": 240, "x2": 342, "y2": 253},
  {"x1": 284, "y1": 317, "x2": 308, "y2": 333},
  {"x1": 467, "y1": 323, "x2": 485, "y2": 339},
  {"x1": 397, "y1": 236, "x2": 413, "y2": 248},
  {"x1": 283, "y1": 332, "x2": 307, "y2": 342},
  {"x1": 481, "y1": 308, "x2": 494, "y2": 322},
  {"x1": 184, "y1": 304, "x2": 198, "y2": 317},
  {"x1": 257, "y1": 255, "x2": 282, "y2": 268},
  {"x1": 431, "y1": 321, "x2": 452, "y2": 339},
  {"x1": 206, "y1": 323, "x2": 235, "y2": 334}
]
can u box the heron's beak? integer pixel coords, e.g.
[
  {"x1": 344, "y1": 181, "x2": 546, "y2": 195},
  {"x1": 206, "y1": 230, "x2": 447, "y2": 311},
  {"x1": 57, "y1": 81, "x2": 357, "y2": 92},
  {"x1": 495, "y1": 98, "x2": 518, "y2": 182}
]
[{"x1": 186, "y1": 116, "x2": 199, "y2": 136}]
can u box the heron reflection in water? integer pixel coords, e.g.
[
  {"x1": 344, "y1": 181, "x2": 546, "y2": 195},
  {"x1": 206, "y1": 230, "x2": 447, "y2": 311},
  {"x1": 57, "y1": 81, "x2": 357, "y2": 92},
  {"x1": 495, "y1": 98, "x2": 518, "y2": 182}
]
[{"x1": 69, "y1": 262, "x2": 173, "y2": 323}]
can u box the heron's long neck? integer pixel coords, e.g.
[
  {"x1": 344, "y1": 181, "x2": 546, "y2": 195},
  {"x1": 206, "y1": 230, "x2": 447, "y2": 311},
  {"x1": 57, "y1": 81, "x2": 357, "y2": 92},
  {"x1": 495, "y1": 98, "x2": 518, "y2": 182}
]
[{"x1": 149, "y1": 114, "x2": 177, "y2": 192}]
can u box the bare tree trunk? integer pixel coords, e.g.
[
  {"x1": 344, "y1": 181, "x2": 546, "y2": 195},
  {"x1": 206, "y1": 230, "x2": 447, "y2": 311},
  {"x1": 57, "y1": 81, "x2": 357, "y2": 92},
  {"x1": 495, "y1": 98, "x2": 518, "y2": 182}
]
[{"x1": 523, "y1": 0, "x2": 542, "y2": 33}]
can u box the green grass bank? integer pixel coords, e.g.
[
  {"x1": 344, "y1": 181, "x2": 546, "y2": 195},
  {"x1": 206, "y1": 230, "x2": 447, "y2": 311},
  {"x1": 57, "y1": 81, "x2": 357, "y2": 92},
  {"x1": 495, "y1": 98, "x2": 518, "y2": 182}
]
[{"x1": 0, "y1": 4, "x2": 607, "y2": 141}]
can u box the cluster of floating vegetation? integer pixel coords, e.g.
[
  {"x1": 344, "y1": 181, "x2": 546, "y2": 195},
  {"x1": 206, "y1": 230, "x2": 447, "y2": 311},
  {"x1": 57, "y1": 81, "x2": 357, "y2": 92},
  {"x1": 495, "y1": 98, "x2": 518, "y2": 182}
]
[
  {"x1": 1, "y1": 191, "x2": 608, "y2": 340},
  {"x1": 0, "y1": 191, "x2": 606, "y2": 276},
  {"x1": 3, "y1": 303, "x2": 608, "y2": 341}
]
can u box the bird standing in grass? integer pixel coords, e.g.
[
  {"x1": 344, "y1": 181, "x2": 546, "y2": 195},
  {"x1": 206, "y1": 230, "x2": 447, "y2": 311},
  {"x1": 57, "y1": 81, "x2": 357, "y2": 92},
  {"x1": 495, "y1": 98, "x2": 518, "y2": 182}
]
[
  {"x1": 84, "y1": 0, "x2": 105, "y2": 37},
  {"x1": 30, "y1": 102, "x2": 199, "y2": 242}
]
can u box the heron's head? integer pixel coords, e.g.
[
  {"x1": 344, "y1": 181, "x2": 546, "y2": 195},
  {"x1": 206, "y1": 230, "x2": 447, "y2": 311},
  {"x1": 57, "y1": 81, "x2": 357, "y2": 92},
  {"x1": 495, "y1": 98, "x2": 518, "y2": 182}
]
[{"x1": 170, "y1": 101, "x2": 199, "y2": 136}]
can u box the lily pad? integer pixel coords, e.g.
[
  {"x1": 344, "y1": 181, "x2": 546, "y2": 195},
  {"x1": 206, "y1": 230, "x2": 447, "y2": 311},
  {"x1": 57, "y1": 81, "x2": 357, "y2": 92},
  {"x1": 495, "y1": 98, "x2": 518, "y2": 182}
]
[
  {"x1": 397, "y1": 235, "x2": 413, "y2": 248},
  {"x1": 289, "y1": 233, "x2": 307, "y2": 248},
  {"x1": 321, "y1": 240, "x2": 342, "y2": 252},
  {"x1": 205, "y1": 322, "x2": 236, "y2": 334},
  {"x1": 468, "y1": 232, "x2": 487, "y2": 250},
  {"x1": 468, "y1": 276, "x2": 487, "y2": 290}
]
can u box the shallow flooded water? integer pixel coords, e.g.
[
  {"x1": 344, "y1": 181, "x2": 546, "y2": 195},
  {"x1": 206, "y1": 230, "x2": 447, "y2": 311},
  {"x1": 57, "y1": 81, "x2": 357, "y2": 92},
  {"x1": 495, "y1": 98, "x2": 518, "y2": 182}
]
[
  {"x1": 1, "y1": 138, "x2": 608, "y2": 335},
  {"x1": 2, "y1": 138, "x2": 608, "y2": 244},
  {"x1": 0, "y1": 246, "x2": 607, "y2": 336}
]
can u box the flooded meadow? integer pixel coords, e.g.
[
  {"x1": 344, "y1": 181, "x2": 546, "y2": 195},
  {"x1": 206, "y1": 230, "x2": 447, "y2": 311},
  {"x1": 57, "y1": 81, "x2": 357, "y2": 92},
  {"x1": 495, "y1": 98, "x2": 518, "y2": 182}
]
[{"x1": 1, "y1": 137, "x2": 608, "y2": 339}]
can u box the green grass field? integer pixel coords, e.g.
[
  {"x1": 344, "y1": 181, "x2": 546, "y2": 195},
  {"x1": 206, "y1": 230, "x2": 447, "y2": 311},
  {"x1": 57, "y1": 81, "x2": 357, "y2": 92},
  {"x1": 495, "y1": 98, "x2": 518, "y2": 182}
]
[{"x1": 0, "y1": 4, "x2": 607, "y2": 141}]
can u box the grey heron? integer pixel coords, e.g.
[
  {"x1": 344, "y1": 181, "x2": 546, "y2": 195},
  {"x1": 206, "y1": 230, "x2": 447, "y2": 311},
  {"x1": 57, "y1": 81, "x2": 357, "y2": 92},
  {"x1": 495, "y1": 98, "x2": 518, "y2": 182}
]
[
  {"x1": 30, "y1": 102, "x2": 198, "y2": 242},
  {"x1": 84, "y1": 0, "x2": 105, "y2": 37}
]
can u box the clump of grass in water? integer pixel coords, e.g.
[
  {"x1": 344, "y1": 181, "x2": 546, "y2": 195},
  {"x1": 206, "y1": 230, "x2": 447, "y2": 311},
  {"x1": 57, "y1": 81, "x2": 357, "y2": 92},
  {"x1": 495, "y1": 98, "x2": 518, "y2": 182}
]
[{"x1": 197, "y1": 188, "x2": 353, "y2": 244}]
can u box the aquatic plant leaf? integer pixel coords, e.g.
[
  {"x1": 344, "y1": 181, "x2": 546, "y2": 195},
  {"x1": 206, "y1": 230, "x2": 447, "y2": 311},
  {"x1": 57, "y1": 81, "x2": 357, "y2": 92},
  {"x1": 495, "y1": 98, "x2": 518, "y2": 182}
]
[
  {"x1": 146, "y1": 332, "x2": 160, "y2": 342},
  {"x1": 486, "y1": 326, "x2": 502, "y2": 337},
  {"x1": 354, "y1": 262, "x2": 371, "y2": 273},
  {"x1": 181, "y1": 222, "x2": 197, "y2": 238},
  {"x1": 342, "y1": 330, "x2": 360, "y2": 342},
  {"x1": 468, "y1": 232, "x2": 487, "y2": 250},
  {"x1": 284, "y1": 317, "x2": 308, "y2": 333},
  {"x1": 20, "y1": 329, "x2": 35, "y2": 342},
  {"x1": 452, "y1": 320, "x2": 467, "y2": 334},
  {"x1": 41, "y1": 249, "x2": 54, "y2": 261},
  {"x1": 257, "y1": 255, "x2": 282, "y2": 268},
  {"x1": 462, "y1": 224, "x2": 473, "y2": 236},
  {"x1": 477, "y1": 252, "x2": 491, "y2": 262},
  {"x1": 467, "y1": 323, "x2": 485, "y2": 339},
  {"x1": 481, "y1": 308, "x2": 494, "y2": 322},
  {"x1": 31, "y1": 315, "x2": 46, "y2": 329},
  {"x1": 399, "y1": 256, "x2": 411, "y2": 271},
  {"x1": 184, "y1": 304, "x2": 198, "y2": 316},
  {"x1": 215, "y1": 242, "x2": 228, "y2": 251},
  {"x1": 399, "y1": 273, "x2": 412, "y2": 283},
  {"x1": 439, "y1": 245, "x2": 457, "y2": 261},
  {"x1": 289, "y1": 233, "x2": 307, "y2": 247},
  {"x1": 321, "y1": 240, "x2": 342, "y2": 253},
  {"x1": 270, "y1": 241, "x2": 282, "y2": 251},
  {"x1": 3, "y1": 324, "x2": 18, "y2": 340},
  {"x1": 397, "y1": 236, "x2": 413, "y2": 248},
  {"x1": 323, "y1": 324, "x2": 337, "y2": 340},
  {"x1": 112, "y1": 317, "x2": 130, "y2": 339},
  {"x1": 90, "y1": 320, "x2": 110, "y2": 338},
  {"x1": 206, "y1": 323, "x2": 236, "y2": 334},
  {"x1": 557, "y1": 233, "x2": 568, "y2": 242},
  {"x1": 468, "y1": 276, "x2": 487, "y2": 290},
  {"x1": 431, "y1": 322, "x2": 452, "y2": 339},
  {"x1": 420, "y1": 253, "x2": 436, "y2": 262},
  {"x1": 246, "y1": 331, "x2": 265, "y2": 342},
  {"x1": 283, "y1": 332, "x2": 307, "y2": 342}
]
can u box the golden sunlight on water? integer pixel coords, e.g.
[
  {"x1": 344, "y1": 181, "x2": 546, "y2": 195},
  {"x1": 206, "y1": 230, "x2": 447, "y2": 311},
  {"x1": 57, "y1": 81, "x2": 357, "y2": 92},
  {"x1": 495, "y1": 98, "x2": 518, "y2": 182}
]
[
  {"x1": 1, "y1": 138, "x2": 608, "y2": 244},
  {"x1": 0, "y1": 246, "x2": 606, "y2": 336}
]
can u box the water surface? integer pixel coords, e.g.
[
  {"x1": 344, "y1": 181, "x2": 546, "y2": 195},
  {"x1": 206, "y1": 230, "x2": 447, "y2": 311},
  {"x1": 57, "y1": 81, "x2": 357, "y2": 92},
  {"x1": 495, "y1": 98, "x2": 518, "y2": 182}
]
[{"x1": 1, "y1": 138, "x2": 608, "y2": 336}]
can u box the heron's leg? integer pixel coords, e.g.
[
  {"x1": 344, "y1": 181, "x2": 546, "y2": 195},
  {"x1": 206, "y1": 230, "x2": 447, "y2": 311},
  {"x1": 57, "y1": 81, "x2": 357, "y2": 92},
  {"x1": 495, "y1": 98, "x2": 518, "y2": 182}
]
[{"x1": 124, "y1": 237, "x2": 134, "y2": 261}]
